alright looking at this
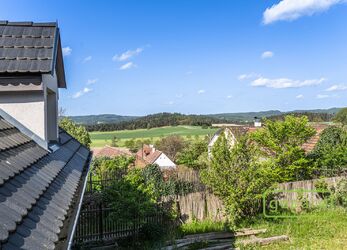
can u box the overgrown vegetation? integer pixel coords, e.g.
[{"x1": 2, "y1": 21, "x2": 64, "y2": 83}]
[
  {"x1": 201, "y1": 134, "x2": 275, "y2": 225},
  {"x1": 310, "y1": 126, "x2": 347, "y2": 173},
  {"x1": 59, "y1": 117, "x2": 91, "y2": 148},
  {"x1": 251, "y1": 115, "x2": 316, "y2": 182}
]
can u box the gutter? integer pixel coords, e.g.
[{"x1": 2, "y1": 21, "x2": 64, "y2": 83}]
[{"x1": 66, "y1": 153, "x2": 92, "y2": 250}]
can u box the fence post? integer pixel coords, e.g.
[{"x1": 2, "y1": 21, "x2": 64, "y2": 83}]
[
  {"x1": 99, "y1": 203, "x2": 103, "y2": 241},
  {"x1": 89, "y1": 172, "x2": 93, "y2": 193}
]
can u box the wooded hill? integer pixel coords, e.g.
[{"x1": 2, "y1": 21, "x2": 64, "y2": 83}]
[
  {"x1": 69, "y1": 108, "x2": 341, "y2": 132},
  {"x1": 84, "y1": 113, "x2": 229, "y2": 132}
]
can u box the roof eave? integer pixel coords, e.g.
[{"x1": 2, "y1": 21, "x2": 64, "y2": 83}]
[{"x1": 53, "y1": 28, "x2": 67, "y2": 89}]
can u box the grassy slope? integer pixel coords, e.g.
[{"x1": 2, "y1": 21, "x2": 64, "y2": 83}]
[
  {"x1": 178, "y1": 208, "x2": 347, "y2": 250},
  {"x1": 90, "y1": 125, "x2": 218, "y2": 147},
  {"x1": 240, "y1": 208, "x2": 347, "y2": 249}
]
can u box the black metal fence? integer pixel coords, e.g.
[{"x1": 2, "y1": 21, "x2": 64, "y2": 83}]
[{"x1": 72, "y1": 173, "x2": 169, "y2": 247}]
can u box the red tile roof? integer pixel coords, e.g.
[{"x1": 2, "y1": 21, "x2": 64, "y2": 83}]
[
  {"x1": 92, "y1": 146, "x2": 133, "y2": 158},
  {"x1": 301, "y1": 124, "x2": 328, "y2": 153},
  {"x1": 136, "y1": 145, "x2": 163, "y2": 164}
]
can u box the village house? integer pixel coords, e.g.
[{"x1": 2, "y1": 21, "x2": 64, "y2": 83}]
[
  {"x1": 208, "y1": 117, "x2": 261, "y2": 158},
  {"x1": 136, "y1": 144, "x2": 176, "y2": 169},
  {"x1": 0, "y1": 21, "x2": 91, "y2": 249}
]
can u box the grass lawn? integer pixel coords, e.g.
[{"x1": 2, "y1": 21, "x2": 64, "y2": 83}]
[
  {"x1": 178, "y1": 208, "x2": 347, "y2": 250},
  {"x1": 90, "y1": 125, "x2": 218, "y2": 147},
  {"x1": 240, "y1": 207, "x2": 347, "y2": 249}
]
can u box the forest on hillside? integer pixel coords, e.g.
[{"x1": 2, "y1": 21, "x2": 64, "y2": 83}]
[
  {"x1": 83, "y1": 111, "x2": 336, "y2": 132},
  {"x1": 85, "y1": 113, "x2": 230, "y2": 132}
]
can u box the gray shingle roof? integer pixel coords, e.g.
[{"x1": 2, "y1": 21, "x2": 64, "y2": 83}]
[
  {"x1": 0, "y1": 21, "x2": 66, "y2": 88},
  {"x1": 0, "y1": 115, "x2": 90, "y2": 249}
]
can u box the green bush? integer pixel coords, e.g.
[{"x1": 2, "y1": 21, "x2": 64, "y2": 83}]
[
  {"x1": 59, "y1": 117, "x2": 91, "y2": 148},
  {"x1": 201, "y1": 134, "x2": 275, "y2": 225},
  {"x1": 310, "y1": 126, "x2": 347, "y2": 173},
  {"x1": 333, "y1": 179, "x2": 347, "y2": 208}
]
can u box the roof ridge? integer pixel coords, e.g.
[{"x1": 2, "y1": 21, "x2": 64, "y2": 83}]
[{"x1": 0, "y1": 21, "x2": 57, "y2": 27}]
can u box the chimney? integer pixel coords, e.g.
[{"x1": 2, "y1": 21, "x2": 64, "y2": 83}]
[
  {"x1": 254, "y1": 117, "x2": 262, "y2": 127},
  {"x1": 149, "y1": 144, "x2": 155, "y2": 153}
]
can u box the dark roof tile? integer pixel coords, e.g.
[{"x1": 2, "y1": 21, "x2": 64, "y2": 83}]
[
  {"x1": 0, "y1": 21, "x2": 67, "y2": 88},
  {"x1": 0, "y1": 116, "x2": 90, "y2": 248}
]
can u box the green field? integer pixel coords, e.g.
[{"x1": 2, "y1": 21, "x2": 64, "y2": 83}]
[{"x1": 90, "y1": 125, "x2": 218, "y2": 147}]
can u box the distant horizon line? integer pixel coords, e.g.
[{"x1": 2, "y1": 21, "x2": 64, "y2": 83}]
[{"x1": 66, "y1": 106, "x2": 343, "y2": 117}]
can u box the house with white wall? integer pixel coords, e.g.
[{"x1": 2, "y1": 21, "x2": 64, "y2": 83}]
[{"x1": 136, "y1": 144, "x2": 176, "y2": 169}]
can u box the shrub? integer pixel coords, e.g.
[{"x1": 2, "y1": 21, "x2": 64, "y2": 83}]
[
  {"x1": 310, "y1": 126, "x2": 347, "y2": 173},
  {"x1": 201, "y1": 134, "x2": 275, "y2": 225},
  {"x1": 59, "y1": 117, "x2": 91, "y2": 148},
  {"x1": 334, "y1": 179, "x2": 347, "y2": 208}
]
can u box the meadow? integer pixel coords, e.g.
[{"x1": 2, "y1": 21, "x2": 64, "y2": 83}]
[{"x1": 90, "y1": 125, "x2": 218, "y2": 147}]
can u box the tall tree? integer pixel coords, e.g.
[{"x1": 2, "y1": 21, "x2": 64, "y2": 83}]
[
  {"x1": 251, "y1": 115, "x2": 316, "y2": 181},
  {"x1": 333, "y1": 107, "x2": 347, "y2": 127},
  {"x1": 201, "y1": 134, "x2": 274, "y2": 224},
  {"x1": 156, "y1": 135, "x2": 187, "y2": 160}
]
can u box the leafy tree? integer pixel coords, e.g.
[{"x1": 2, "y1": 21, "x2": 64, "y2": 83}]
[
  {"x1": 176, "y1": 139, "x2": 208, "y2": 168},
  {"x1": 333, "y1": 107, "x2": 347, "y2": 126},
  {"x1": 91, "y1": 156, "x2": 135, "y2": 181},
  {"x1": 124, "y1": 139, "x2": 140, "y2": 153},
  {"x1": 251, "y1": 115, "x2": 316, "y2": 181},
  {"x1": 310, "y1": 126, "x2": 347, "y2": 172},
  {"x1": 156, "y1": 135, "x2": 187, "y2": 160},
  {"x1": 59, "y1": 117, "x2": 91, "y2": 148},
  {"x1": 111, "y1": 135, "x2": 118, "y2": 147},
  {"x1": 201, "y1": 134, "x2": 274, "y2": 225}
]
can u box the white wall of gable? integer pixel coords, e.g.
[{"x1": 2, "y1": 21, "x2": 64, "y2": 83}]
[
  {"x1": 0, "y1": 91, "x2": 45, "y2": 140},
  {"x1": 154, "y1": 153, "x2": 176, "y2": 169}
]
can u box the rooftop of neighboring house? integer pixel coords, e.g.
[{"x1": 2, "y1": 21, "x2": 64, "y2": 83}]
[
  {"x1": 136, "y1": 144, "x2": 163, "y2": 165},
  {"x1": 209, "y1": 122, "x2": 328, "y2": 154},
  {"x1": 92, "y1": 146, "x2": 133, "y2": 158},
  {"x1": 302, "y1": 124, "x2": 329, "y2": 153}
]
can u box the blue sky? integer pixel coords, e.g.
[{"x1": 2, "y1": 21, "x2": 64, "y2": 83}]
[{"x1": 1, "y1": 0, "x2": 347, "y2": 116}]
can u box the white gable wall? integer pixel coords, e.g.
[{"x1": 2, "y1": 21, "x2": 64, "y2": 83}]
[
  {"x1": 0, "y1": 91, "x2": 45, "y2": 140},
  {"x1": 0, "y1": 72, "x2": 59, "y2": 143},
  {"x1": 153, "y1": 153, "x2": 176, "y2": 169}
]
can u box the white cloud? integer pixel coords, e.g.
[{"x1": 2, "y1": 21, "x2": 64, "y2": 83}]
[
  {"x1": 72, "y1": 87, "x2": 92, "y2": 99},
  {"x1": 87, "y1": 78, "x2": 98, "y2": 85},
  {"x1": 83, "y1": 56, "x2": 92, "y2": 63},
  {"x1": 176, "y1": 94, "x2": 183, "y2": 98},
  {"x1": 261, "y1": 51, "x2": 274, "y2": 59},
  {"x1": 296, "y1": 94, "x2": 304, "y2": 99},
  {"x1": 317, "y1": 93, "x2": 339, "y2": 99},
  {"x1": 238, "y1": 73, "x2": 260, "y2": 80},
  {"x1": 112, "y1": 48, "x2": 143, "y2": 62},
  {"x1": 316, "y1": 94, "x2": 330, "y2": 99},
  {"x1": 325, "y1": 84, "x2": 347, "y2": 91},
  {"x1": 62, "y1": 47, "x2": 72, "y2": 56},
  {"x1": 197, "y1": 89, "x2": 206, "y2": 94},
  {"x1": 251, "y1": 77, "x2": 325, "y2": 88},
  {"x1": 119, "y1": 62, "x2": 136, "y2": 70},
  {"x1": 263, "y1": 0, "x2": 344, "y2": 25},
  {"x1": 167, "y1": 101, "x2": 174, "y2": 105},
  {"x1": 227, "y1": 95, "x2": 233, "y2": 99},
  {"x1": 185, "y1": 71, "x2": 193, "y2": 75}
]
